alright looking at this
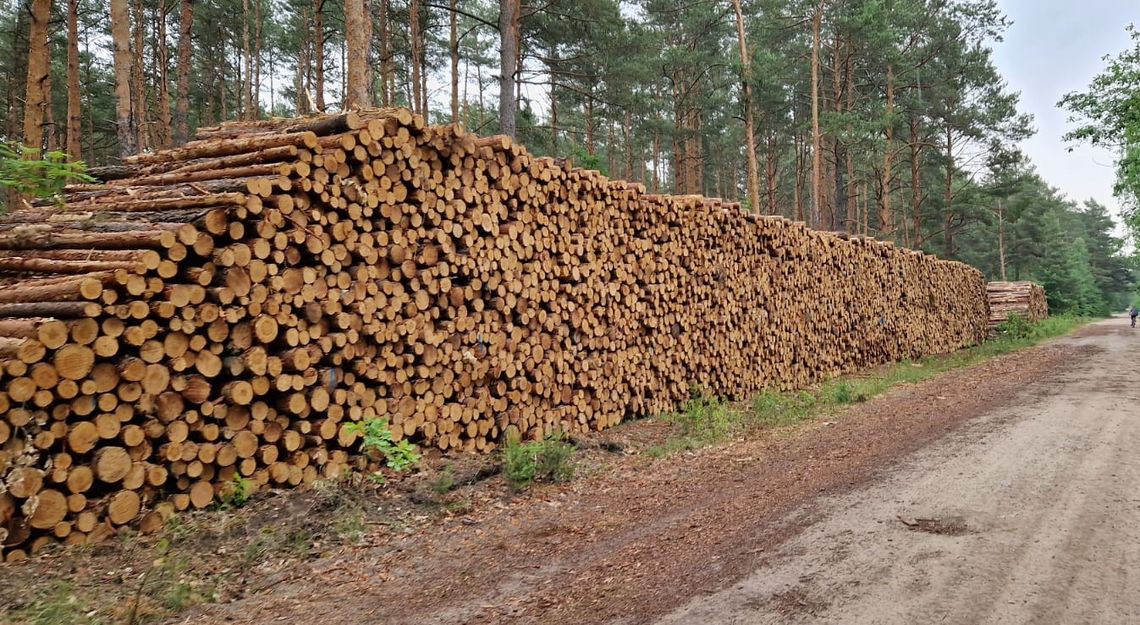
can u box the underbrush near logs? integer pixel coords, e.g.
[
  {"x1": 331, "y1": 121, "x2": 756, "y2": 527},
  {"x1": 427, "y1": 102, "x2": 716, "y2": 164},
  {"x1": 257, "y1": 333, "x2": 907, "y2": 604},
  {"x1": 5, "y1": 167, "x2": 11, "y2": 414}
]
[{"x1": 0, "y1": 107, "x2": 988, "y2": 559}]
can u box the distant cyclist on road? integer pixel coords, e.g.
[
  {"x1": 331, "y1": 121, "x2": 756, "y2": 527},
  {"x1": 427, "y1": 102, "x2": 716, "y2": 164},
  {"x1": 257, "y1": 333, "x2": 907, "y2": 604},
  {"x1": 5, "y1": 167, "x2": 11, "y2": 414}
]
[{"x1": 1131, "y1": 306, "x2": 1138, "y2": 328}]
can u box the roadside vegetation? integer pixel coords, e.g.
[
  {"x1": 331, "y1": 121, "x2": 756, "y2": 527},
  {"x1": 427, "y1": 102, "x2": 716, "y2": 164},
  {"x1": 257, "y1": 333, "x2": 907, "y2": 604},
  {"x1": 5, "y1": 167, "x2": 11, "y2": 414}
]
[
  {"x1": 503, "y1": 433, "x2": 576, "y2": 490},
  {"x1": 647, "y1": 314, "x2": 1090, "y2": 456}
]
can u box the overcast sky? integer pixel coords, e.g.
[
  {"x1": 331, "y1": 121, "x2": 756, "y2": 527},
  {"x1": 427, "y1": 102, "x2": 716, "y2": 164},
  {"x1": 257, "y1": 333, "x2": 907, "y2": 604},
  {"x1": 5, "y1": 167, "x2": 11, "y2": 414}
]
[{"x1": 991, "y1": 0, "x2": 1140, "y2": 225}]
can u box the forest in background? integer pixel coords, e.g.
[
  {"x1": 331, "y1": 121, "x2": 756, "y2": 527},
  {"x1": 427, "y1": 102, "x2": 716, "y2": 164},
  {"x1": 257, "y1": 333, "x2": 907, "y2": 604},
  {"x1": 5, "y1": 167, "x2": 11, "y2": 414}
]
[{"x1": 0, "y1": 0, "x2": 1134, "y2": 314}]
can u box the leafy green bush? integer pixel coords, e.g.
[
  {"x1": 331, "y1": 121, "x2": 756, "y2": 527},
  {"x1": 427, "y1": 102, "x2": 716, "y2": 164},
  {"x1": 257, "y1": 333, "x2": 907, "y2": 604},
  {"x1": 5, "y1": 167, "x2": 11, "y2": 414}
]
[
  {"x1": 670, "y1": 389, "x2": 736, "y2": 442},
  {"x1": 995, "y1": 313, "x2": 1033, "y2": 339},
  {"x1": 0, "y1": 142, "x2": 94, "y2": 204},
  {"x1": 218, "y1": 475, "x2": 253, "y2": 508},
  {"x1": 832, "y1": 382, "x2": 853, "y2": 404},
  {"x1": 342, "y1": 418, "x2": 420, "y2": 472},
  {"x1": 503, "y1": 433, "x2": 575, "y2": 491}
]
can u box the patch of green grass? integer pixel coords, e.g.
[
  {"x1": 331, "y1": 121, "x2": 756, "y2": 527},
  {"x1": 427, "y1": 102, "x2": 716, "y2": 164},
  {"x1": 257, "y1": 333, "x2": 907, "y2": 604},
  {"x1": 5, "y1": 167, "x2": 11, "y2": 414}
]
[
  {"x1": 333, "y1": 510, "x2": 367, "y2": 544},
  {"x1": 646, "y1": 391, "x2": 748, "y2": 456},
  {"x1": 646, "y1": 314, "x2": 1089, "y2": 457},
  {"x1": 161, "y1": 581, "x2": 195, "y2": 612},
  {"x1": 503, "y1": 433, "x2": 576, "y2": 491},
  {"x1": 8, "y1": 582, "x2": 102, "y2": 625},
  {"x1": 147, "y1": 555, "x2": 215, "y2": 614},
  {"x1": 749, "y1": 391, "x2": 817, "y2": 428},
  {"x1": 428, "y1": 465, "x2": 456, "y2": 495},
  {"x1": 444, "y1": 498, "x2": 474, "y2": 515},
  {"x1": 217, "y1": 475, "x2": 254, "y2": 509}
]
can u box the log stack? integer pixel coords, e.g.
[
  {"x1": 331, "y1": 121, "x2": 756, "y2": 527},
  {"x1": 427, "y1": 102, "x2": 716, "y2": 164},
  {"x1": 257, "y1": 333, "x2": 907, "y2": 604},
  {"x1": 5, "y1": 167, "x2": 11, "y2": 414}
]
[
  {"x1": 0, "y1": 108, "x2": 989, "y2": 559},
  {"x1": 986, "y1": 281, "x2": 1048, "y2": 328}
]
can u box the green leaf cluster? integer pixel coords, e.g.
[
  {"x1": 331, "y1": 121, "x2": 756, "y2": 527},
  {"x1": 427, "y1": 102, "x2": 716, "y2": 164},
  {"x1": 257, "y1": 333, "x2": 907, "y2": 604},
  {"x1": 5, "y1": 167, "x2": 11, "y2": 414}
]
[
  {"x1": 0, "y1": 142, "x2": 93, "y2": 204},
  {"x1": 343, "y1": 418, "x2": 420, "y2": 472},
  {"x1": 502, "y1": 432, "x2": 575, "y2": 491}
]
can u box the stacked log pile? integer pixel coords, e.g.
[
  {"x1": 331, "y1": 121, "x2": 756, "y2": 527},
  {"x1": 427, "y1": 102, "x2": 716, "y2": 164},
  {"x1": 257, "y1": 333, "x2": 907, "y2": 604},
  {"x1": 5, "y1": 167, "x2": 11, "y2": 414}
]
[
  {"x1": 986, "y1": 281, "x2": 1048, "y2": 327},
  {"x1": 0, "y1": 108, "x2": 988, "y2": 559}
]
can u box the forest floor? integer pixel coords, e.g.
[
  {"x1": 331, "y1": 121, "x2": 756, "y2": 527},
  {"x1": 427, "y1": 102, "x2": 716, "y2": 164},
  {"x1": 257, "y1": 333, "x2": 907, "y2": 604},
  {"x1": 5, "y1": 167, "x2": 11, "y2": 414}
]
[{"x1": 4, "y1": 317, "x2": 1130, "y2": 625}]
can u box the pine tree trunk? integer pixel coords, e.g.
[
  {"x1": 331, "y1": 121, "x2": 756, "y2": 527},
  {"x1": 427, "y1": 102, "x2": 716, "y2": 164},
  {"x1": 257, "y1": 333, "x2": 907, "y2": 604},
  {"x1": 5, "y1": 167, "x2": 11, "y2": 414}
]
[
  {"x1": 255, "y1": 0, "x2": 263, "y2": 114},
  {"x1": 410, "y1": 0, "x2": 422, "y2": 115},
  {"x1": 652, "y1": 127, "x2": 660, "y2": 193},
  {"x1": 585, "y1": 90, "x2": 595, "y2": 155},
  {"x1": 156, "y1": 0, "x2": 172, "y2": 148},
  {"x1": 344, "y1": 0, "x2": 371, "y2": 108},
  {"x1": 624, "y1": 109, "x2": 634, "y2": 181},
  {"x1": 218, "y1": 40, "x2": 227, "y2": 120},
  {"x1": 845, "y1": 50, "x2": 856, "y2": 233},
  {"x1": 498, "y1": 0, "x2": 518, "y2": 138},
  {"x1": 269, "y1": 36, "x2": 275, "y2": 112},
  {"x1": 731, "y1": 0, "x2": 760, "y2": 212},
  {"x1": 670, "y1": 75, "x2": 683, "y2": 194},
  {"x1": 133, "y1": 0, "x2": 148, "y2": 150},
  {"x1": 242, "y1": 0, "x2": 252, "y2": 118},
  {"x1": 66, "y1": 0, "x2": 82, "y2": 160},
  {"x1": 421, "y1": 25, "x2": 429, "y2": 117},
  {"x1": 689, "y1": 108, "x2": 703, "y2": 194},
  {"x1": 83, "y1": 30, "x2": 95, "y2": 162},
  {"x1": 909, "y1": 116, "x2": 922, "y2": 246},
  {"x1": 43, "y1": 70, "x2": 56, "y2": 152},
  {"x1": 832, "y1": 32, "x2": 844, "y2": 231},
  {"x1": 294, "y1": 12, "x2": 310, "y2": 114},
  {"x1": 997, "y1": 199, "x2": 1006, "y2": 280},
  {"x1": 879, "y1": 64, "x2": 894, "y2": 236},
  {"x1": 449, "y1": 0, "x2": 459, "y2": 123},
  {"x1": 548, "y1": 60, "x2": 557, "y2": 153},
  {"x1": 314, "y1": 0, "x2": 325, "y2": 111},
  {"x1": 6, "y1": 6, "x2": 28, "y2": 147},
  {"x1": 22, "y1": 0, "x2": 51, "y2": 153},
  {"x1": 793, "y1": 129, "x2": 803, "y2": 221},
  {"x1": 607, "y1": 119, "x2": 616, "y2": 178},
  {"x1": 944, "y1": 126, "x2": 955, "y2": 258},
  {"x1": 765, "y1": 131, "x2": 778, "y2": 215},
  {"x1": 809, "y1": 1, "x2": 823, "y2": 229},
  {"x1": 379, "y1": 0, "x2": 391, "y2": 106},
  {"x1": 111, "y1": 0, "x2": 137, "y2": 157},
  {"x1": 173, "y1": 0, "x2": 193, "y2": 145}
]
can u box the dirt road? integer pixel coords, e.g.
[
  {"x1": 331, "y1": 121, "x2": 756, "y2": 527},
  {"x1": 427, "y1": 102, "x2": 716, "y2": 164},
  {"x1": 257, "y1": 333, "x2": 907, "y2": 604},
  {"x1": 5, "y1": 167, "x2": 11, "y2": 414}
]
[
  {"x1": 175, "y1": 319, "x2": 1137, "y2": 625},
  {"x1": 660, "y1": 318, "x2": 1140, "y2": 624}
]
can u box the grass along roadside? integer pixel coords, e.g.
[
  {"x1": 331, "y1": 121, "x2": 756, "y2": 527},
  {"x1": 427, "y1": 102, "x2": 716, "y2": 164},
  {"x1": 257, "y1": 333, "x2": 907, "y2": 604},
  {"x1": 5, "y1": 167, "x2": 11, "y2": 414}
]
[{"x1": 646, "y1": 314, "x2": 1091, "y2": 456}]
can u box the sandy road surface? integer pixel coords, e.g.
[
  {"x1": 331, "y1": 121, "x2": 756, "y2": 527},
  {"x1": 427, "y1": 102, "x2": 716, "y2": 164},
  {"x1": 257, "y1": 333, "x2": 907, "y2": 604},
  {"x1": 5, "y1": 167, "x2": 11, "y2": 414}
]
[
  {"x1": 174, "y1": 320, "x2": 1134, "y2": 625},
  {"x1": 660, "y1": 318, "x2": 1140, "y2": 624}
]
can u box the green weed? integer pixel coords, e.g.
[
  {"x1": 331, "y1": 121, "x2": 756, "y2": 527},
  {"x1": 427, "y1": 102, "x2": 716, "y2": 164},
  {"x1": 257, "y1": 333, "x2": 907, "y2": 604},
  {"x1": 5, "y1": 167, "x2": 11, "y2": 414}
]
[
  {"x1": 645, "y1": 391, "x2": 748, "y2": 456},
  {"x1": 996, "y1": 312, "x2": 1034, "y2": 339},
  {"x1": 343, "y1": 418, "x2": 421, "y2": 472},
  {"x1": 0, "y1": 142, "x2": 95, "y2": 204},
  {"x1": 9, "y1": 582, "x2": 100, "y2": 625},
  {"x1": 503, "y1": 433, "x2": 576, "y2": 490},
  {"x1": 646, "y1": 314, "x2": 1089, "y2": 457},
  {"x1": 217, "y1": 475, "x2": 253, "y2": 508},
  {"x1": 428, "y1": 465, "x2": 456, "y2": 495},
  {"x1": 334, "y1": 510, "x2": 367, "y2": 544}
]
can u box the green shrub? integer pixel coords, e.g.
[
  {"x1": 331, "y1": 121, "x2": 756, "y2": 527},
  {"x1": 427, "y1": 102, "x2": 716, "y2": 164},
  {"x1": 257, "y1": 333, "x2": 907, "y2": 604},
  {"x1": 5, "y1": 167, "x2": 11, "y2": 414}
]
[
  {"x1": 832, "y1": 382, "x2": 853, "y2": 404},
  {"x1": 0, "y1": 142, "x2": 94, "y2": 204},
  {"x1": 342, "y1": 418, "x2": 420, "y2": 472},
  {"x1": 669, "y1": 390, "x2": 736, "y2": 442},
  {"x1": 996, "y1": 312, "x2": 1033, "y2": 339},
  {"x1": 503, "y1": 433, "x2": 575, "y2": 491},
  {"x1": 217, "y1": 475, "x2": 253, "y2": 508},
  {"x1": 428, "y1": 465, "x2": 455, "y2": 495}
]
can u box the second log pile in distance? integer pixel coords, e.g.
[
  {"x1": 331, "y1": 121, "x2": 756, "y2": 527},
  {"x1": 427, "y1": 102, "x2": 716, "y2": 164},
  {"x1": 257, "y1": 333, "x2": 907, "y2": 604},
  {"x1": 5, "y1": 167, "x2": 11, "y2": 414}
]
[
  {"x1": 986, "y1": 281, "x2": 1048, "y2": 327},
  {"x1": 0, "y1": 107, "x2": 989, "y2": 557}
]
